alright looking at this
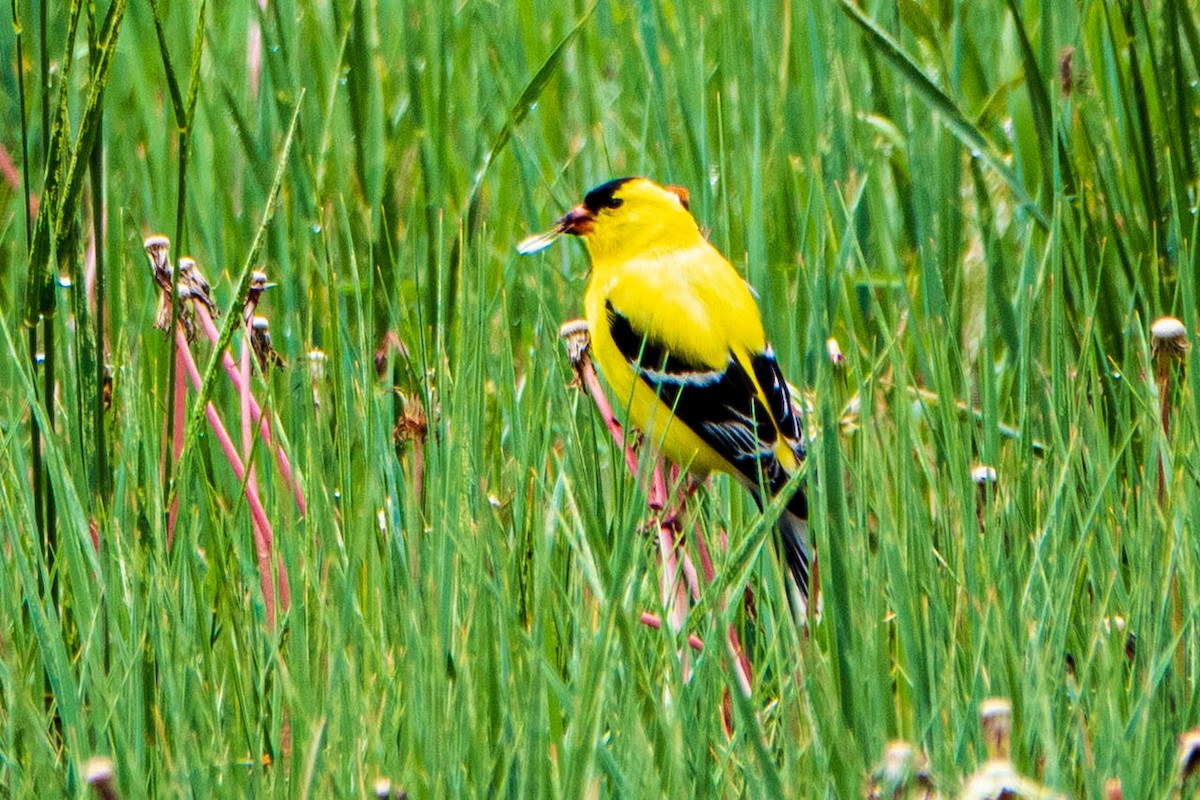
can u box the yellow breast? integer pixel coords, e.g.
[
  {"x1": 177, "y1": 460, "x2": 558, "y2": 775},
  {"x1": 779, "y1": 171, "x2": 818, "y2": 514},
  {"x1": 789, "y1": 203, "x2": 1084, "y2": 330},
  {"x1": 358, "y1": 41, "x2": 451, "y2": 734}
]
[{"x1": 582, "y1": 244, "x2": 762, "y2": 477}]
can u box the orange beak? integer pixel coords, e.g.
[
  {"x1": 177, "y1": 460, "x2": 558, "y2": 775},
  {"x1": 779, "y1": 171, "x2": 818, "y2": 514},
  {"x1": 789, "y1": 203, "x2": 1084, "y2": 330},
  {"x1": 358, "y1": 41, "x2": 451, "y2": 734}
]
[
  {"x1": 517, "y1": 204, "x2": 596, "y2": 255},
  {"x1": 555, "y1": 204, "x2": 596, "y2": 236}
]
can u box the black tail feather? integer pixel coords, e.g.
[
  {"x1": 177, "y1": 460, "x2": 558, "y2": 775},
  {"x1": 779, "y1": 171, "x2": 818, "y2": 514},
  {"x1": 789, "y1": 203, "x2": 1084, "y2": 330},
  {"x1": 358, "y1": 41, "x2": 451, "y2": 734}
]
[{"x1": 777, "y1": 507, "x2": 812, "y2": 618}]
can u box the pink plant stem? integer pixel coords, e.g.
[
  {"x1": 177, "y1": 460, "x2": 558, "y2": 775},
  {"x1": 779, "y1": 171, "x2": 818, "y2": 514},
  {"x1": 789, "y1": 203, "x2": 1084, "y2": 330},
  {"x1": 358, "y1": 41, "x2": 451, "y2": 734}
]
[
  {"x1": 239, "y1": 336, "x2": 264, "y2": 557},
  {"x1": 664, "y1": 476, "x2": 703, "y2": 599},
  {"x1": 577, "y1": 355, "x2": 692, "y2": 639},
  {"x1": 240, "y1": 337, "x2": 253, "y2": 469},
  {"x1": 694, "y1": 520, "x2": 717, "y2": 583},
  {"x1": 247, "y1": 20, "x2": 262, "y2": 99},
  {"x1": 679, "y1": 549, "x2": 702, "y2": 601},
  {"x1": 639, "y1": 612, "x2": 704, "y2": 652},
  {"x1": 574, "y1": 338, "x2": 752, "y2": 695},
  {"x1": 580, "y1": 358, "x2": 639, "y2": 475},
  {"x1": 167, "y1": 346, "x2": 188, "y2": 547},
  {"x1": 413, "y1": 436, "x2": 425, "y2": 501},
  {"x1": 176, "y1": 328, "x2": 277, "y2": 627},
  {"x1": 195, "y1": 306, "x2": 306, "y2": 515},
  {"x1": 0, "y1": 142, "x2": 21, "y2": 189},
  {"x1": 687, "y1": 501, "x2": 751, "y2": 695},
  {"x1": 648, "y1": 461, "x2": 668, "y2": 511},
  {"x1": 658, "y1": 493, "x2": 701, "y2": 685},
  {"x1": 657, "y1": 523, "x2": 688, "y2": 633},
  {"x1": 1158, "y1": 371, "x2": 1171, "y2": 502},
  {"x1": 726, "y1": 625, "x2": 753, "y2": 697},
  {"x1": 667, "y1": 460, "x2": 751, "y2": 697},
  {"x1": 240, "y1": 333, "x2": 290, "y2": 613}
]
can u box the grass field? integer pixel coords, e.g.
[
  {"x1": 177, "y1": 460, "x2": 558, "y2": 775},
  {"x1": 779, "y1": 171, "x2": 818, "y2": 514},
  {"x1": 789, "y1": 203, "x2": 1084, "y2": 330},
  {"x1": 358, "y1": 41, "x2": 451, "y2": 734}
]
[{"x1": 2, "y1": 1, "x2": 1200, "y2": 796}]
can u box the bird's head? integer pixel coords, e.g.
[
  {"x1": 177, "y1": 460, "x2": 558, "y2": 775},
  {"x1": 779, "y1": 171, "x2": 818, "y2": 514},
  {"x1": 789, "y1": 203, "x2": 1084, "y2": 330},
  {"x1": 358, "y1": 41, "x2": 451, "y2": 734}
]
[{"x1": 518, "y1": 177, "x2": 698, "y2": 262}]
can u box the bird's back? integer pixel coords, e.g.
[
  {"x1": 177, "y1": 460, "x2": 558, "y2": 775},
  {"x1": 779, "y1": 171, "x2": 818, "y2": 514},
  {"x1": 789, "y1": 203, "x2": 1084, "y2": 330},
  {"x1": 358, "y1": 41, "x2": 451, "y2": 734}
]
[{"x1": 584, "y1": 237, "x2": 782, "y2": 477}]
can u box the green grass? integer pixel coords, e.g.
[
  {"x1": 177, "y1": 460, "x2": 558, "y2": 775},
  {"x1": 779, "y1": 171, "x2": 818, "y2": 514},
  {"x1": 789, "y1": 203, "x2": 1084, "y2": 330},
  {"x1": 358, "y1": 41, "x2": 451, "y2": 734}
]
[{"x1": 2, "y1": 0, "x2": 1200, "y2": 796}]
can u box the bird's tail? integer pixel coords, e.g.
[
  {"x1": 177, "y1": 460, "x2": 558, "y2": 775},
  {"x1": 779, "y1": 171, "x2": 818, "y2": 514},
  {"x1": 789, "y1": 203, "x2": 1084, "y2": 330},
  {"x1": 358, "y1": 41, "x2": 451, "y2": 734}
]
[
  {"x1": 777, "y1": 502, "x2": 813, "y2": 621},
  {"x1": 747, "y1": 475, "x2": 814, "y2": 621}
]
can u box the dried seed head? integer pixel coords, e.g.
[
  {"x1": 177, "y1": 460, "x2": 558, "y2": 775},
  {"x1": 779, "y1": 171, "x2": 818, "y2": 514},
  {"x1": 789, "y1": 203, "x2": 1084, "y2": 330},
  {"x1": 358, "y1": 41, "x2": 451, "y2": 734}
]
[
  {"x1": 84, "y1": 756, "x2": 119, "y2": 800},
  {"x1": 866, "y1": 740, "x2": 936, "y2": 799},
  {"x1": 250, "y1": 316, "x2": 285, "y2": 371},
  {"x1": 374, "y1": 331, "x2": 409, "y2": 377},
  {"x1": 876, "y1": 739, "x2": 918, "y2": 780},
  {"x1": 371, "y1": 778, "x2": 408, "y2": 800},
  {"x1": 1151, "y1": 317, "x2": 1190, "y2": 362},
  {"x1": 1098, "y1": 616, "x2": 1136, "y2": 661},
  {"x1": 393, "y1": 393, "x2": 428, "y2": 446},
  {"x1": 1179, "y1": 727, "x2": 1200, "y2": 784},
  {"x1": 179, "y1": 257, "x2": 209, "y2": 293},
  {"x1": 559, "y1": 319, "x2": 592, "y2": 378},
  {"x1": 175, "y1": 256, "x2": 220, "y2": 319},
  {"x1": 143, "y1": 234, "x2": 170, "y2": 251},
  {"x1": 102, "y1": 364, "x2": 114, "y2": 411},
  {"x1": 558, "y1": 320, "x2": 588, "y2": 338},
  {"x1": 972, "y1": 465, "x2": 999, "y2": 523},
  {"x1": 1151, "y1": 317, "x2": 1189, "y2": 452},
  {"x1": 1059, "y1": 46, "x2": 1075, "y2": 97},
  {"x1": 243, "y1": 270, "x2": 276, "y2": 323},
  {"x1": 979, "y1": 697, "x2": 1012, "y2": 760},
  {"x1": 153, "y1": 268, "x2": 198, "y2": 340},
  {"x1": 308, "y1": 349, "x2": 328, "y2": 380},
  {"x1": 826, "y1": 337, "x2": 846, "y2": 367},
  {"x1": 247, "y1": 270, "x2": 276, "y2": 303},
  {"x1": 144, "y1": 235, "x2": 173, "y2": 293},
  {"x1": 1152, "y1": 316, "x2": 1188, "y2": 342},
  {"x1": 959, "y1": 758, "x2": 1064, "y2": 800},
  {"x1": 960, "y1": 760, "x2": 1018, "y2": 800},
  {"x1": 84, "y1": 756, "x2": 114, "y2": 784},
  {"x1": 143, "y1": 234, "x2": 170, "y2": 267},
  {"x1": 971, "y1": 465, "x2": 998, "y2": 485}
]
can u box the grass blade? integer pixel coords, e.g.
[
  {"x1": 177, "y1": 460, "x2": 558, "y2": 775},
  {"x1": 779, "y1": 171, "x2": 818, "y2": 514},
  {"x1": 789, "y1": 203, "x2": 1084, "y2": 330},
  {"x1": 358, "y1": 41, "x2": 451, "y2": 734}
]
[
  {"x1": 837, "y1": 0, "x2": 1049, "y2": 229},
  {"x1": 174, "y1": 91, "x2": 305, "y2": 500}
]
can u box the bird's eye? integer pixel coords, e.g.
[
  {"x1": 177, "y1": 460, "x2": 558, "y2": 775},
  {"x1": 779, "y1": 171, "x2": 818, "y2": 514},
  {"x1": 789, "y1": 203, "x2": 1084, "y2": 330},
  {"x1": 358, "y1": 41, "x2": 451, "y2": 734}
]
[{"x1": 606, "y1": 197, "x2": 624, "y2": 209}]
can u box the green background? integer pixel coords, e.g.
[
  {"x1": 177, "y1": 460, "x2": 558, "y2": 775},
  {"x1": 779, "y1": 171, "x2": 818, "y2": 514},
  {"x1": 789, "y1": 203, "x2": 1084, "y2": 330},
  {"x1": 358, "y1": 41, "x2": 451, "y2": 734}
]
[{"x1": 1, "y1": 0, "x2": 1198, "y2": 796}]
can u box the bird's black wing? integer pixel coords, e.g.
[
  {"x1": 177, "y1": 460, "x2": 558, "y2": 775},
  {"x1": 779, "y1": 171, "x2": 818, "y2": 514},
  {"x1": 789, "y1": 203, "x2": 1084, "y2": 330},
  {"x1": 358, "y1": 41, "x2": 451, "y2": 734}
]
[
  {"x1": 605, "y1": 301, "x2": 812, "y2": 602},
  {"x1": 605, "y1": 301, "x2": 804, "y2": 503}
]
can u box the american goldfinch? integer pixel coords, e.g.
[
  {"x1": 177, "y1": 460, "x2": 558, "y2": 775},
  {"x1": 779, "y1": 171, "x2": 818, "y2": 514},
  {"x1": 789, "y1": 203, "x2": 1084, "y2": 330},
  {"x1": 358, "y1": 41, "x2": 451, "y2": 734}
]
[{"x1": 521, "y1": 177, "x2": 812, "y2": 614}]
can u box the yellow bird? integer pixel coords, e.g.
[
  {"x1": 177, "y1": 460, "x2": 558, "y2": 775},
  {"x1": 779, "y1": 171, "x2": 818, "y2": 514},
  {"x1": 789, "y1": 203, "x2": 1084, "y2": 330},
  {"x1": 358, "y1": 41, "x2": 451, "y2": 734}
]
[{"x1": 521, "y1": 177, "x2": 812, "y2": 614}]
